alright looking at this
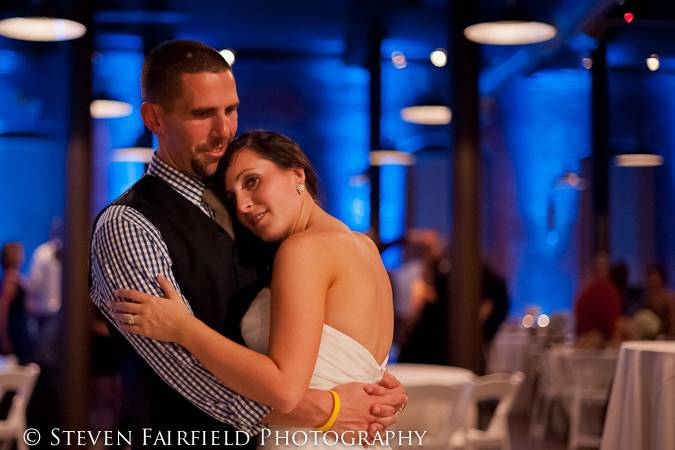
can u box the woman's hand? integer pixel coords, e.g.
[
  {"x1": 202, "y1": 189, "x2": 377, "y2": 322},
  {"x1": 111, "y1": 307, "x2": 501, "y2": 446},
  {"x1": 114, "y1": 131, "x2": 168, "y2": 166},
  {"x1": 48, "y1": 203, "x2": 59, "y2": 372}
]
[{"x1": 112, "y1": 274, "x2": 195, "y2": 344}]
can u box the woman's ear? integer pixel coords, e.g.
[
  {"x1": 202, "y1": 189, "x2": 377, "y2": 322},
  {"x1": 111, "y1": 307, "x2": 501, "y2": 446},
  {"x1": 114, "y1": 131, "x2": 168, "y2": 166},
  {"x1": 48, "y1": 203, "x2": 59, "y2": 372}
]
[{"x1": 292, "y1": 167, "x2": 306, "y2": 184}]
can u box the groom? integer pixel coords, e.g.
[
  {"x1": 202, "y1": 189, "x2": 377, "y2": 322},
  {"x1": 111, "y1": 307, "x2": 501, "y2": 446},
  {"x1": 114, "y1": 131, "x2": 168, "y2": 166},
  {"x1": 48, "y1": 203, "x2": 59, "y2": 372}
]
[{"x1": 89, "y1": 40, "x2": 405, "y2": 448}]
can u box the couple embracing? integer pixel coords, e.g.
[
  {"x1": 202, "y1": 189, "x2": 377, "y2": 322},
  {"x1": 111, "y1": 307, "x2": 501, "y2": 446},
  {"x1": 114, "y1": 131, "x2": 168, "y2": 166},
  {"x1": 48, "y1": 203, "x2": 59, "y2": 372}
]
[{"x1": 89, "y1": 40, "x2": 406, "y2": 449}]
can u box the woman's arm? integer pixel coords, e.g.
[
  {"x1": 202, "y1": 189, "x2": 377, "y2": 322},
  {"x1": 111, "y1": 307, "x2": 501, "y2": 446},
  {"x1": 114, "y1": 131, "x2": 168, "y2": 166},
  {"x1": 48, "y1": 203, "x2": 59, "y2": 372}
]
[{"x1": 114, "y1": 233, "x2": 332, "y2": 413}]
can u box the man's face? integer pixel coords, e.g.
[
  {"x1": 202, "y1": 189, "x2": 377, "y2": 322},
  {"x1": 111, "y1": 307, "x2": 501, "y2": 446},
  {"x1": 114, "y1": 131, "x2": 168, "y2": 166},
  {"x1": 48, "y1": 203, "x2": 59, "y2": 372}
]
[{"x1": 153, "y1": 70, "x2": 239, "y2": 180}]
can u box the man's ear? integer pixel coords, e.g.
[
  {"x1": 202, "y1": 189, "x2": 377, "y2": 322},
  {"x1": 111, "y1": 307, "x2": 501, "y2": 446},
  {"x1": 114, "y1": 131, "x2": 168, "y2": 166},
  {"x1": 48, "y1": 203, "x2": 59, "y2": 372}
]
[{"x1": 141, "y1": 102, "x2": 163, "y2": 135}]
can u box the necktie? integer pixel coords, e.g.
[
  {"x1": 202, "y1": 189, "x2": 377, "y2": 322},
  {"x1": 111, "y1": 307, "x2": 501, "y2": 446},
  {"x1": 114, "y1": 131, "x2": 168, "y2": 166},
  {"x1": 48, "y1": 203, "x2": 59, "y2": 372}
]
[{"x1": 201, "y1": 188, "x2": 234, "y2": 238}]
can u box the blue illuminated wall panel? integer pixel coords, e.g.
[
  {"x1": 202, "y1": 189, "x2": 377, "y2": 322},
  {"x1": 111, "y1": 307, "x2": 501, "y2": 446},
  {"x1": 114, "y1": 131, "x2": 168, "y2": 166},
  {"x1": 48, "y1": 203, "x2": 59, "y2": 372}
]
[
  {"x1": 91, "y1": 34, "x2": 145, "y2": 212},
  {"x1": 0, "y1": 42, "x2": 69, "y2": 268},
  {"x1": 234, "y1": 58, "x2": 370, "y2": 232},
  {"x1": 496, "y1": 68, "x2": 591, "y2": 316}
]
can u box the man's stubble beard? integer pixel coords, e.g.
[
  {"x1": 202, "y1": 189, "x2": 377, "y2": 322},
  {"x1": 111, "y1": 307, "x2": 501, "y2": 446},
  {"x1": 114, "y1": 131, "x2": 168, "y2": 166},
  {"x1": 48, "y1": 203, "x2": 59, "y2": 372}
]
[{"x1": 192, "y1": 137, "x2": 230, "y2": 179}]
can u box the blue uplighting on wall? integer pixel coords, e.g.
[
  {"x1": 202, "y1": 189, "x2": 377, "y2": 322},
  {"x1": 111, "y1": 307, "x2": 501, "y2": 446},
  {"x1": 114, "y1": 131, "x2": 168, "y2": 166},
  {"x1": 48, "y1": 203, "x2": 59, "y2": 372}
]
[
  {"x1": 500, "y1": 68, "x2": 591, "y2": 316},
  {"x1": 380, "y1": 164, "x2": 407, "y2": 268},
  {"x1": 235, "y1": 57, "x2": 370, "y2": 232},
  {"x1": 0, "y1": 42, "x2": 69, "y2": 266},
  {"x1": 641, "y1": 73, "x2": 675, "y2": 285},
  {"x1": 92, "y1": 33, "x2": 145, "y2": 211}
]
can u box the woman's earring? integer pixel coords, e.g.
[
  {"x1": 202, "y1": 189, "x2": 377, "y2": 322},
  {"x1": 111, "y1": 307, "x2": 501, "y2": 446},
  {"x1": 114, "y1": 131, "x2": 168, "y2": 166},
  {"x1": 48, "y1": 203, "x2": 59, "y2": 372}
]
[{"x1": 296, "y1": 184, "x2": 306, "y2": 195}]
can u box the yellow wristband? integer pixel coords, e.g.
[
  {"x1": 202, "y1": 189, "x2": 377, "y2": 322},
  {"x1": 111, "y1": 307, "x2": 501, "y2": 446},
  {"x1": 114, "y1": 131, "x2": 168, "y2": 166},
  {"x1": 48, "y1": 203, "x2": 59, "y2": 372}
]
[{"x1": 318, "y1": 390, "x2": 341, "y2": 433}]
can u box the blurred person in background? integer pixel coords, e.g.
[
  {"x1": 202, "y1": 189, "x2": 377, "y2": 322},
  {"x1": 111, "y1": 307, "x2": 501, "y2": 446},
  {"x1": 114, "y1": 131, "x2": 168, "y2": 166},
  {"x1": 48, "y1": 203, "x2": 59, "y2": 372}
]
[
  {"x1": 390, "y1": 229, "x2": 442, "y2": 351},
  {"x1": 641, "y1": 264, "x2": 675, "y2": 339},
  {"x1": 480, "y1": 264, "x2": 510, "y2": 347},
  {"x1": 0, "y1": 241, "x2": 31, "y2": 362},
  {"x1": 27, "y1": 218, "x2": 63, "y2": 360},
  {"x1": 609, "y1": 262, "x2": 631, "y2": 314},
  {"x1": 396, "y1": 233, "x2": 449, "y2": 365},
  {"x1": 573, "y1": 252, "x2": 622, "y2": 348}
]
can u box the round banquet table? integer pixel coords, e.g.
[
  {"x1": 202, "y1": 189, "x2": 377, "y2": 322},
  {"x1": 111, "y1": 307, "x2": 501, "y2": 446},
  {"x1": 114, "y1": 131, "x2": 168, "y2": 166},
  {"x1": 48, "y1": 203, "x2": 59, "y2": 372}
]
[
  {"x1": 387, "y1": 363, "x2": 475, "y2": 387},
  {"x1": 601, "y1": 341, "x2": 675, "y2": 450}
]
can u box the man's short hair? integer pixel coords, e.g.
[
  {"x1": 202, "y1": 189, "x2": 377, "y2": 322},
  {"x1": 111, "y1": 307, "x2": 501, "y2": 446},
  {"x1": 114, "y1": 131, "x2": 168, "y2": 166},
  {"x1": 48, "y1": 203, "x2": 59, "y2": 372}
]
[{"x1": 141, "y1": 40, "x2": 231, "y2": 109}]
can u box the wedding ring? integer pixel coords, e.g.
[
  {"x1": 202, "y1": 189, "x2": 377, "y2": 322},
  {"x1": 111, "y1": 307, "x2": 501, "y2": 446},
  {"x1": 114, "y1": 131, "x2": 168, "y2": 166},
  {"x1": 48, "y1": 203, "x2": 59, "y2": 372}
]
[
  {"x1": 127, "y1": 314, "x2": 135, "y2": 326},
  {"x1": 396, "y1": 401, "x2": 407, "y2": 415}
]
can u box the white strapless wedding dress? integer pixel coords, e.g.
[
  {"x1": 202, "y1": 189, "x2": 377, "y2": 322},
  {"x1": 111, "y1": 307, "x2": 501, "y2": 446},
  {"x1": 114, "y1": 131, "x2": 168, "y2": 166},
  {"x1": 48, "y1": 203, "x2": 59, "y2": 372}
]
[{"x1": 241, "y1": 288, "x2": 390, "y2": 449}]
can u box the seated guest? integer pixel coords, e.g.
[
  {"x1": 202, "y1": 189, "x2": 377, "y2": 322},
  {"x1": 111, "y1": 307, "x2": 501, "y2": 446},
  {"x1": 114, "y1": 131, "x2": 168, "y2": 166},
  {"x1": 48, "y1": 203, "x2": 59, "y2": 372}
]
[
  {"x1": 574, "y1": 252, "x2": 621, "y2": 348},
  {"x1": 642, "y1": 264, "x2": 675, "y2": 339}
]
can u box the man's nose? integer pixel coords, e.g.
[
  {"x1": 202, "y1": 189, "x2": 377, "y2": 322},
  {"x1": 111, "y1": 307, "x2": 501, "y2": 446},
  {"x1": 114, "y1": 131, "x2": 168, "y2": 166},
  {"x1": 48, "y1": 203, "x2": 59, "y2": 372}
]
[{"x1": 212, "y1": 112, "x2": 234, "y2": 139}]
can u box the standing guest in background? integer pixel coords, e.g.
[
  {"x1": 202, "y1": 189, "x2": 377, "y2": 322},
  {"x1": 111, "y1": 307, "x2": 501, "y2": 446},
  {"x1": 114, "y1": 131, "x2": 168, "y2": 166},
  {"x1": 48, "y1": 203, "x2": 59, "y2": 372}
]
[
  {"x1": 573, "y1": 252, "x2": 622, "y2": 348},
  {"x1": 397, "y1": 238, "x2": 450, "y2": 365},
  {"x1": 391, "y1": 229, "x2": 442, "y2": 351},
  {"x1": 0, "y1": 242, "x2": 31, "y2": 362},
  {"x1": 642, "y1": 264, "x2": 675, "y2": 338},
  {"x1": 27, "y1": 218, "x2": 63, "y2": 356},
  {"x1": 480, "y1": 264, "x2": 510, "y2": 347}
]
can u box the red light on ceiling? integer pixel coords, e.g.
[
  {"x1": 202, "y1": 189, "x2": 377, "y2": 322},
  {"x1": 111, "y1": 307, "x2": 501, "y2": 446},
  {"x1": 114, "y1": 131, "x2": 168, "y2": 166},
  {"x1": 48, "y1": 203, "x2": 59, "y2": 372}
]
[{"x1": 624, "y1": 12, "x2": 634, "y2": 23}]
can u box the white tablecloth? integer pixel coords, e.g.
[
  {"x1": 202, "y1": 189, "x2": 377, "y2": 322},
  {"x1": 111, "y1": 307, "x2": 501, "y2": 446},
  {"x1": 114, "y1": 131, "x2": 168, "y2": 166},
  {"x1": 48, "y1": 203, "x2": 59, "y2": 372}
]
[
  {"x1": 601, "y1": 341, "x2": 675, "y2": 450},
  {"x1": 387, "y1": 363, "x2": 474, "y2": 387}
]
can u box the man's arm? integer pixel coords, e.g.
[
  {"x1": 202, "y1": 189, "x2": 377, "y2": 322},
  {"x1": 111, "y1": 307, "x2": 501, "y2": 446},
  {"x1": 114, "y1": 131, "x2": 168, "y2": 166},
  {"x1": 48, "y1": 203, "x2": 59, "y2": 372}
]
[
  {"x1": 264, "y1": 382, "x2": 404, "y2": 433},
  {"x1": 90, "y1": 205, "x2": 270, "y2": 434}
]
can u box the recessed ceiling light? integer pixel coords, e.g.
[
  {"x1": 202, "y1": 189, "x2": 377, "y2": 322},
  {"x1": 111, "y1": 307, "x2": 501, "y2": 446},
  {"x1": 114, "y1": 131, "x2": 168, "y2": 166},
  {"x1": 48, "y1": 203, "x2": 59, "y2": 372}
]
[
  {"x1": 219, "y1": 49, "x2": 235, "y2": 66},
  {"x1": 90, "y1": 100, "x2": 133, "y2": 119},
  {"x1": 401, "y1": 105, "x2": 452, "y2": 125},
  {"x1": 370, "y1": 151, "x2": 414, "y2": 166},
  {"x1": 0, "y1": 17, "x2": 86, "y2": 42},
  {"x1": 112, "y1": 147, "x2": 154, "y2": 163},
  {"x1": 464, "y1": 21, "x2": 556, "y2": 45},
  {"x1": 615, "y1": 154, "x2": 663, "y2": 167},
  {"x1": 430, "y1": 49, "x2": 447, "y2": 67}
]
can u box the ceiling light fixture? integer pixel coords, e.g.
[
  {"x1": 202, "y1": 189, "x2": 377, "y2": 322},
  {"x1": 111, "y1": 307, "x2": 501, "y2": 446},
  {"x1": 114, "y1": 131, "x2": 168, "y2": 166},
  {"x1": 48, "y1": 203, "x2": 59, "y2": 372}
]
[
  {"x1": 370, "y1": 151, "x2": 414, "y2": 166},
  {"x1": 391, "y1": 51, "x2": 407, "y2": 69},
  {"x1": 219, "y1": 49, "x2": 235, "y2": 66},
  {"x1": 90, "y1": 99, "x2": 133, "y2": 119},
  {"x1": 646, "y1": 53, "x2": 660, "y2": 71},
  {"x1": 429, "y1": 49, "x2": 447, "y2": 67},
  {"x1": 615, "y1": 153, "x2": 663, "y2": 167},
  {"x1": 464, "y1": 4, "x2": 556, "y2": 45},
  {"x1": 401, "y1": 105, "x2": 452, "y2": 125},
  {"x1": 112, "y1": 147, "x2": 154, "y2": 163},
  {"x1": 0, "y1": 17, "x2": 86, "y2": 42}
]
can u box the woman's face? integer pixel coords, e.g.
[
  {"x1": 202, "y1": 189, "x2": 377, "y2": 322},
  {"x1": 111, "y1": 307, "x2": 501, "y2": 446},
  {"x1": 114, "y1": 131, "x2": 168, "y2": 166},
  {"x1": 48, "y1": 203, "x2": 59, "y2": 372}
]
[{"x1": 224, "y1": 147, "x2": 304, "y2": 241}]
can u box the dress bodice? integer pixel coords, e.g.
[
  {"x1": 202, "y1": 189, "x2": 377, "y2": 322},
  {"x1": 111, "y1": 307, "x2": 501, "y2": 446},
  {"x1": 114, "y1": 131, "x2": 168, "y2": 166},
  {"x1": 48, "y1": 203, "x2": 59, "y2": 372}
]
[{"x1": 241, "y1": 288, "x2": 388, "y2": 390}]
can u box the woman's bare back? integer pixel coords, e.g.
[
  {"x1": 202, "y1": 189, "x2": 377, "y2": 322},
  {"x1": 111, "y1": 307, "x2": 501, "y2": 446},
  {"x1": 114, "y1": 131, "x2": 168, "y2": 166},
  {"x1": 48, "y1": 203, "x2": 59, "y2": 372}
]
[{"x1": 299, "y1": 214, "x2": 394, "y2": 365}]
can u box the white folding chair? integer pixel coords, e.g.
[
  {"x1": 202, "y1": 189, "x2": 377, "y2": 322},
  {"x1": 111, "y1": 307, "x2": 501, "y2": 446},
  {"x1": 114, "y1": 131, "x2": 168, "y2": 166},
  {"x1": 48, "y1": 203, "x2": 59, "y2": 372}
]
[
  {"x1": 0, "y1": 356, "x2": 19, "y2": 401},
  {"x1": 451, "y1": 372, "x2": 525, "y2": 450},
  {"x1": 0, "y1": 363, "x2": 41, "y2": 450},
  {"x1": 529, "y1": 345, "x2": 570, "y2": 438},
  {"x1": 393, "y1": 383, "x2": 473, "y2": 450},
  {"x1": 561, "y1": 350, "x2": 617, "y2": 450}
]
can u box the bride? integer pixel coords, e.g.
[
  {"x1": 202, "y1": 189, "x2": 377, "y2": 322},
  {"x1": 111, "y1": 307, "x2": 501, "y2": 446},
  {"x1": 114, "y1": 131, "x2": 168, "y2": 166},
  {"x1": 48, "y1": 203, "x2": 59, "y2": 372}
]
[{"x1": 112, "y1": 131, "x2": 396, "y2": 447}]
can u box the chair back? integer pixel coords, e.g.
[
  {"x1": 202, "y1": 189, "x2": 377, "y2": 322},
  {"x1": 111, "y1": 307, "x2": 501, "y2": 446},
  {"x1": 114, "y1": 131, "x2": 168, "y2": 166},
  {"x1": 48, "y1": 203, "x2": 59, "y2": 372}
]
[
  {"x1": 561, "y1": 349, "x2": 618, "y2": 393},
  {"x1": 394, "y1": 383, "x2": 473, "y2": 450},
  {"x1": 473, "y1": 372, "x2": 525, "y2": 436},
  {"x1": 0, "y1": 363, "x2": 41, "y2": 425}
]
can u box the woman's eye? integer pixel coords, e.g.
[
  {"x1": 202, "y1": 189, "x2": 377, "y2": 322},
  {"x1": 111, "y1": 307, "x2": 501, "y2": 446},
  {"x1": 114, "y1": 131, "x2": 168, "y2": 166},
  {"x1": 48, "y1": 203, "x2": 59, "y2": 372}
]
[{"x1": 244, "y1": 176, "x2": 259, "y2": 189}]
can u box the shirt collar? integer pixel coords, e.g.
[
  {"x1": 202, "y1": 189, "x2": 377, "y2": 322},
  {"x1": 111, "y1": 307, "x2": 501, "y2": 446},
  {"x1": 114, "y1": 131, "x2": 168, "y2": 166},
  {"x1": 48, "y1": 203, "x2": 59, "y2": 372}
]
[{"x1": 147, "y1": 153, "x2": 206, "y2": 207}]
